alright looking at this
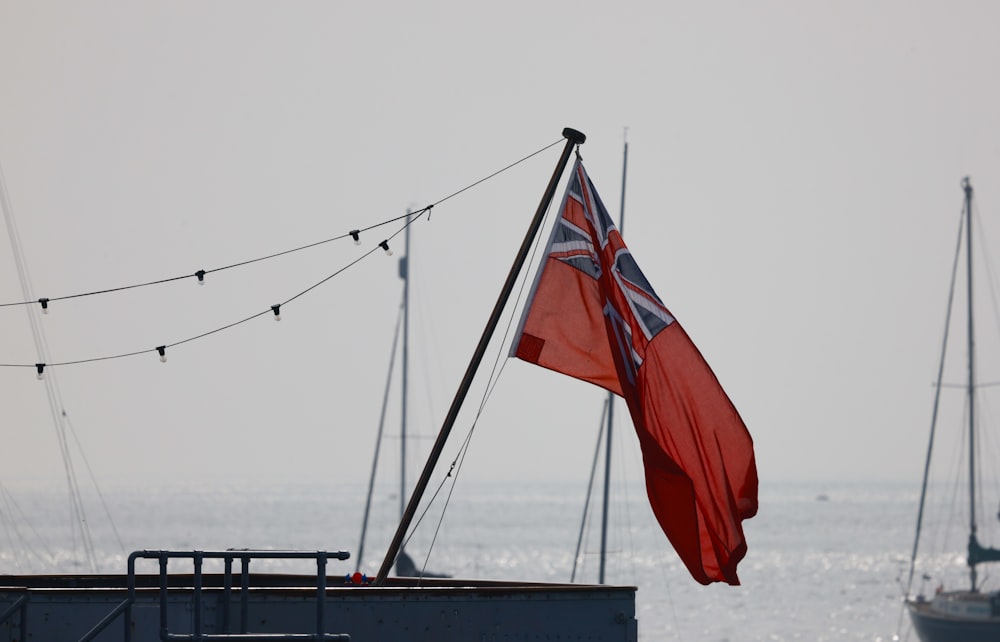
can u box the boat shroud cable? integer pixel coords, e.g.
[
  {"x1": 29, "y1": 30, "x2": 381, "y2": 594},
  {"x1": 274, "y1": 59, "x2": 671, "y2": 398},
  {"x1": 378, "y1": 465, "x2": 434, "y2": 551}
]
[{"x1": 374, "y1": 127, "x2": 587, "y2": 585}]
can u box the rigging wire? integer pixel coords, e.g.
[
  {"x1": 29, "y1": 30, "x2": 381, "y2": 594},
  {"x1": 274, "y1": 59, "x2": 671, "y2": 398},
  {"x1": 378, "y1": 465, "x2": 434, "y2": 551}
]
[
  {"x1": 355, "y1": 297, "x2": 404, "y2": 574},
  {"x1": 1, "y1": 160, "x2": 100, "y2": 572},
  {"x1": 972, "y1": 200, "x2": 1000, "y2": 565},
  {"x1": 421, "y1": 157, "x2": 573, "y2": 576},
  {"x1": 397, "y1": 285, "x2": 527, "y2": 578},
  {"x1": 0, "y1": 489, "x2": 19, "y2": 572},
  {"x1": 396, "y1": 147, "x2": 566, "y2": 579},
  {"x1": 63, "y1": 411, "x2": 126, "y2": 554},
  {"x1": 0, "y1": 137, "x2": 564, "y2": 311},
  {"x1": 612, "y1": 415, "x2": 638, "y2": 578},
  {"x1": 947, "y1": 399, "x2": 971, "y2": 554},
  {"x1": 0, "y1": 237, "x2": 381, "y2": 369},
  {"x1": 0, "y1": 483, "x2": 56, "y2": 571},
  {"x1": 570, "y1": 399, "x2": 645, "y2": 585},
  {"x1": 978, "y1": 394, "x2": 1000, "y2": 555},
  {"x1": 912, "y1": 381, "x2": 971, "y2": 586},
  {"x1": 411, "y1": 268, "x2": 446, "y2": 447},
  {"x1": 375, "y1": 230, "x2": 465, "y2": 578},
  {"x1": 904, "y1": 205, "x2": 965, "y2": 597},
  {"x1": 572, "y1": 399, "x2": 608, "y2": 583},
  {"x1": 418, "y1": 148, "x2": 590, "y2": 574},
  {"x1": 938, "y1": 381, "x2": 1000, "y2": 388},
  {"x1": 0, "y1": 138, "x2": 565, "y2": 371},
  {"x1": 401, "y1": 244, "x2": 450, "y2": 568}
]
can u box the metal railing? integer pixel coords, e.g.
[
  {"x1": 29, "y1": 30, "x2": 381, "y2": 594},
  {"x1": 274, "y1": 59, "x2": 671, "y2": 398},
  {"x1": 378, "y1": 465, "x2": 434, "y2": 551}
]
[{"x1": 80, "y1": 549, "x2": 352, "y2": 642}]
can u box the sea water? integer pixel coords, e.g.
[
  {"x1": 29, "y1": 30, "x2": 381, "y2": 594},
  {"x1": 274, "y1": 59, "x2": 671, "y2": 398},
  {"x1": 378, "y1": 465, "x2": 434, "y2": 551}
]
[{"x1": 0, "y1": 479, "x2": 922, "y2": 641}]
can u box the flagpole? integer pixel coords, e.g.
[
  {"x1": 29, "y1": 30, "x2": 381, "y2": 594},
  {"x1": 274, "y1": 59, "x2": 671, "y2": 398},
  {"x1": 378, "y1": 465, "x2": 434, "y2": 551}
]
[{"x1": 375, "y1": 127, "x2": 586, "y2": 585}]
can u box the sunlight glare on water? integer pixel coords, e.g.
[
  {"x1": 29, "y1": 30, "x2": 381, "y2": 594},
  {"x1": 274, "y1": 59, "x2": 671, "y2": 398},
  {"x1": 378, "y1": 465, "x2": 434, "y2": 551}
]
[{"x1": 0, "y1": 479, "x2": 921, "y2": 640}]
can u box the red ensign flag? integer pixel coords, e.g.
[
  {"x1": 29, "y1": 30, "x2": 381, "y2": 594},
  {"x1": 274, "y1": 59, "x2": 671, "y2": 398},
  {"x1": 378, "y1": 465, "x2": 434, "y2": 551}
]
[{"x1": 513, "y1": 159, "x2": 758, "y2": 585}]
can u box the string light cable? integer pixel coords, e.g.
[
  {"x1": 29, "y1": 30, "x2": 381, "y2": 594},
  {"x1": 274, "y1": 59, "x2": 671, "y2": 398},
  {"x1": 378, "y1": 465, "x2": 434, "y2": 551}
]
[
  {"x1": 0, "y1": 137, "x2": 565, "y2": 372},
  {"x1": 9, "y1": 220, "x2": 410, "y2": 372},
  {"x1": 0, "y1": 137, "x2": 564, "y2": 312}
]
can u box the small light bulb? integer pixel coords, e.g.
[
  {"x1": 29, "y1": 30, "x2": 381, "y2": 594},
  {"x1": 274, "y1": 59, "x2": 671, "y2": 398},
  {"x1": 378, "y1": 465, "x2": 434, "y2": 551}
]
[
  {"x1": 195, "y1": 270, "x2": 206, "y2": 285},
  {"x1": 156, "y1": 346, "x2": 167, "y2": 363},
  {"x1": 39, "y1": 298, "x2": 50, "y2": 314},
  {"x1": 350, "y1": 230, "x2": 361, "y2": 245},
  {"x1": 380, "y1": 240, "x2": 393, "y2": 256},
  {"x1": 271, "y1": 304, "x2": 282, "y2": 321},
  {"x1": 35, "y1": 363, "x2": 45, "y2": 380}
]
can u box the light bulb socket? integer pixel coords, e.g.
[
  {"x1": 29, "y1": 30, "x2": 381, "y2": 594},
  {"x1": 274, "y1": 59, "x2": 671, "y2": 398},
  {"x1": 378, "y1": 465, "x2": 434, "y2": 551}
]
[
  {"x1": 38, "y1": 298, "x2": 49, "y2": 314},
  {"x1": 271, "y1": 304, "x2": 282, "y2": 321},
  {"x1": 156, "y1": 346, "x2": 167, "y2": 363},
  {"x1": 350, "y1": 230, "x2": 361, "y2": 245}
]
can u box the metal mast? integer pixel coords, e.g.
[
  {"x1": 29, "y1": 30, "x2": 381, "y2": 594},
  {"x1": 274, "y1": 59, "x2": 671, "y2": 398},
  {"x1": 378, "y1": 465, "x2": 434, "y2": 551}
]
[
  {"x1": 964, "y1": 176, "x2": 978, "y2": 591},
  {"x1": 599, "y1": 134, "x2": 628, "y2": 584},
  {"x1": 401, "y1": 211, "x2": 411, "y2": 523}
]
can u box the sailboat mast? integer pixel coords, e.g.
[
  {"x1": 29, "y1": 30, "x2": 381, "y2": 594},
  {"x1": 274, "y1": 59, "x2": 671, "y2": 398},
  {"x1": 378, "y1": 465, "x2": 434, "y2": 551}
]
[
  {"x1": 401, "y1": 212, "x2": 412, "y2": 522},
  {"x1": 375, "y1": 128, "x2": 586, "y2": 585},
  {"x1": 964, "y1": 176, "x2": 978, "y2": 591},
  {"x1": 599, "y1": 134, "x2": 628, "y2": 585}
]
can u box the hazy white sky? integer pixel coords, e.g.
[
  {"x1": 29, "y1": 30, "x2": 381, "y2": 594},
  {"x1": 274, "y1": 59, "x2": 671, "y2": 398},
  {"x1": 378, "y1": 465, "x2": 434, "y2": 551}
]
[{"x1": 1, "y1": 0, "x2": 999, "y2": 499}]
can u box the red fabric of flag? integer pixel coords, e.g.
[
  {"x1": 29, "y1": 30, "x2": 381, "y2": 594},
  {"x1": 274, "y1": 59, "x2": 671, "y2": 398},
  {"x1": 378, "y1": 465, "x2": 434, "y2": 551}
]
[{"x1": 513, "y1": 159, "x2": 758, "y2": 585}]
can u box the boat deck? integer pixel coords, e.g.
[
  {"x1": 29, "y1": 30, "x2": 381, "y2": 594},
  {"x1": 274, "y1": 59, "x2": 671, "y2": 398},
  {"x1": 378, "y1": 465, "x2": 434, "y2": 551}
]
[{"x1": 0, "y1": 550, "x2": 638, "y2": 641}]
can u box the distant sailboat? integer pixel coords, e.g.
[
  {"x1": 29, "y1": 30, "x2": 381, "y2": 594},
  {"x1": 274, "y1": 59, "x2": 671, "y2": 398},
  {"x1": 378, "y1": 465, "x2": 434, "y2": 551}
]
[
  {"x1": 906, "y1": 178, "x2": 1000, "y2": 641},
  {"x1": 355, "y1": 215, "x2": 447, "y2": 579}
]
